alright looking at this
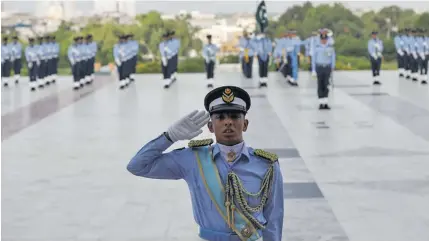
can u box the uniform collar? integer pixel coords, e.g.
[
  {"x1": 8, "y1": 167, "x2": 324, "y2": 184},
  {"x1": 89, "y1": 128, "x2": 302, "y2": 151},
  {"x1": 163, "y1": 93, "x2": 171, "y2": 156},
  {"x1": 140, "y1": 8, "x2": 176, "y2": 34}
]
[{"x1": 212, "y1": 141, "x2": 251, "y2": 162}]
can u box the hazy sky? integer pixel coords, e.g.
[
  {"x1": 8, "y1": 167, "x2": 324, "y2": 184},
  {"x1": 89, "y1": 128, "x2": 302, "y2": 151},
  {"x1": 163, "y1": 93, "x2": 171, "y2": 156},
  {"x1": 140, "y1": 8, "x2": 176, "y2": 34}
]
[{"x1": 2, "y1": 0, "x2": 429, "y2": 15}]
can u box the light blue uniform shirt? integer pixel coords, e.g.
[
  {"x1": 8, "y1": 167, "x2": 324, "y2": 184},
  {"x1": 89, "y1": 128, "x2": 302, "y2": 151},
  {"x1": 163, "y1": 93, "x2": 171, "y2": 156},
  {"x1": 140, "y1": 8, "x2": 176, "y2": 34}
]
[
  {"x1": 416, "y1": 37, "x2": 426, "y2": 57},
  {"x1": 25, "y1": 45, "x2": 39, "y2": 63},
  {"x1": 239, "y1": 37, "x2": 256, "y2": 57},
  {"x1": 202, "y1": 43, "x2": 219, "y2": 62},
  {"x1": 127, "y1": 134, "x2": 284, "y2": 241},
  {"x1": 113, "y1": 42, "x2": 125, "y2": 65},
  {"x1": 394, "y1": 35, "x2": 405, "y2": 54},
  {"x1": 67, "y1": 44, "x2": 80, "y2": 65},
  {"x1": 368, "y1": 38, "x2": 383, "y2": 58},
  {"x1": 312, "y1": 40, "x2": 336, "y2": 70},
  {"x1": 1, "y1": 44, "x2": 11, "y2": 63},
  {"x1": 255, "y1": 37, "x2": 272, "y2": 62},
  {"x1": 10, "y1": 42, "x2": 22, "y2": 60}
]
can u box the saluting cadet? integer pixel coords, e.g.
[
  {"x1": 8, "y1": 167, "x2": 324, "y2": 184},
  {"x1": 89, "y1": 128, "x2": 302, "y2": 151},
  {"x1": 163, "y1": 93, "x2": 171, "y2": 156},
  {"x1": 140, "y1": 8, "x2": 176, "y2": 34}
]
[
  {"x1": 159, "y1": 32, "x2": 174, "y2": 88},
  {"x1": 127, "y1": 34, "x2": 137, "y2": 82},
  {"x1": 2, "y1": 37, "x2": 12, "y2": 87},
  {"x1": 367, "y1": 31, "x2": 384, "y2": 85},
  {"x1": 9, "y1": 36, "x2": 22, "y2": 84},
  {"x1": 416, "y1": 28, "x2": 427, "y2": 85},
  {"x1": 114, "y1": 35, "x2": 129, "y2": 89},
  {"x1": 127, "y1": 85, "x2": 284, "y2": 241},
  {"x1": 25, "y1": 38, "x2": 40, "y2": 91},
  {"x1": 312, "y1": 31, "x2": 336, "y2": 110},
  {"x1": 169, "y1": 30, "x2": 180, "y2": 82},
  {"x1": 202, "y1": 34, "x2": 219, "y2": 88},
  {"x1": 239, "y1": 31, "x2": 256, "y2": 79},
  {"x1": 255, "y1": 31, "x2": 272, "y2": 87},
  {"x1": 68, "y1": 36, "x2": 82, "y2": 90},
  {"x1": 394, "y1": 29, "x2": 406, "y2": 77}
]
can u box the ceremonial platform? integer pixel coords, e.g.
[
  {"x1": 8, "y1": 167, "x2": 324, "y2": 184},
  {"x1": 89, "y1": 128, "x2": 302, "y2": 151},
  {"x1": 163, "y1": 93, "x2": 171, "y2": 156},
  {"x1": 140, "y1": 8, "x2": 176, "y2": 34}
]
[{"x1": 2, "y1": 70, "x2": 429, "y2": 241}]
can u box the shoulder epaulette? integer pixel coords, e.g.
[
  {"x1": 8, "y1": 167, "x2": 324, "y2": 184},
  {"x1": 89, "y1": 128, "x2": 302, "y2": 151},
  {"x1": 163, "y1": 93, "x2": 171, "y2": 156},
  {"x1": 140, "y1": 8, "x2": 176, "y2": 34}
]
[
  {"x1": 254, "y1": 149, "x2": 278, "y2": 163},
  {"x1": 188, "y1": 138, "x2": 214, "y2": 148}
]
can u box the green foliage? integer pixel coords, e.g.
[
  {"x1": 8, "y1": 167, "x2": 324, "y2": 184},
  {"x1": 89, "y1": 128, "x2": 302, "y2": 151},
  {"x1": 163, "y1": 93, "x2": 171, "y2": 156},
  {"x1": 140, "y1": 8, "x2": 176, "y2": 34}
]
[{"x1": 220, "y1": 55, "x2": 239, "y2": 64}]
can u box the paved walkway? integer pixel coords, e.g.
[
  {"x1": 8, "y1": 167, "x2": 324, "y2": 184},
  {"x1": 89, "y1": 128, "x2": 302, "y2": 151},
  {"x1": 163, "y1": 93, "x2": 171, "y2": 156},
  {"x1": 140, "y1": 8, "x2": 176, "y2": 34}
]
[{"x1": 2, "y1": 70, "x2": 429, "y2": 241}]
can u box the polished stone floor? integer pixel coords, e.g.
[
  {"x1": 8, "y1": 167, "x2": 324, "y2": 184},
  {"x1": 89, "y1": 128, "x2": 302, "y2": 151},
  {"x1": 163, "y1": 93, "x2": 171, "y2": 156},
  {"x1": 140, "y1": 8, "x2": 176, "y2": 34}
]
[{"x1": 2, "y1": 70, "x2": 429, "y2": 241}]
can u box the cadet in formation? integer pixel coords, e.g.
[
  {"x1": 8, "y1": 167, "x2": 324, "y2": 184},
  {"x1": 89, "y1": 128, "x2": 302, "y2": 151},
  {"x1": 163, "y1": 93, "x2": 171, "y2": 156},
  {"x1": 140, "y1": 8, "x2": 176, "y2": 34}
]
[
  {"x1": 202, "y1": 34, "x2": 219, "y2": 88},
  {"x1": 127, "y1": 86, "x2": 284, "y2": 241},
  {"x1": 25, "y1": 38, "x2": 40, "y2": 91},
  {"x1": 113, "y1": 34, "x2": 132, "y2": 89},
  {"x1": 68, "y1": 36, "x2": 86, "y2": 90},
  {"x1": 367, "y1": 31, "x2": 383, "y2": 85},
  {"x1": 127, "y1": 34, "x2": 138, "y2": 82},
  {"x1": 10, "y1": 36, "x2": 22, "y2": 85},
  {"x1": 304, "y1": 30, "x2": 319, "y2": 76},
  {"x1": 415, "y1": 28, "x2": 428, "y2": 85},
  {"x1": 239, "y1": 31, "x2": 256, "y2": 79},
  {"x1": 2, "y1": 37, "x2": 12, "y2": 87},
  {"x1": 83, "y1": 34, "x2": 97, "y2": 85},
  {"x1": 255, "y1": 31, "x2": 272, "y2": 87},
  {"x1": 159, "y1": 31, "x2": 178, "y2": 89},
  {"x1": 168, "y1": 30, "x2": 180, "y2": 82},
  {"x1": 274, "y1": 30, "x2": 300, "y2": 86},
  {"x1": 312, "y1": 31, "x2": 336, "y2": 110},
  {"x1": 45, "y1": 35, "x2": 60, "y2": 85},
  {"x1": 394, "y1": 29, "x2": 407, "y2": 78}
]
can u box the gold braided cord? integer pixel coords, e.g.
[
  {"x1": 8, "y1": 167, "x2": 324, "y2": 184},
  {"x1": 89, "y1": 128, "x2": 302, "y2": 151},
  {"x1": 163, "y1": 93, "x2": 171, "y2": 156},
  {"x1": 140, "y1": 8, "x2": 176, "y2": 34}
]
[{"x1": 224, "y1": 164, "x2": 275, "y2": 230}]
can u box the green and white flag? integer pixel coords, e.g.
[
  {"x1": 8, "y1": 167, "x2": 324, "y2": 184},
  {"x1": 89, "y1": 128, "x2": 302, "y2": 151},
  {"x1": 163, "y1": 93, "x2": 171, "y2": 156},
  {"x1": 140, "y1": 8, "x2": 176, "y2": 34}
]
[{"x1": 256, "y1": 0, "x2": 268, "y2": 33}]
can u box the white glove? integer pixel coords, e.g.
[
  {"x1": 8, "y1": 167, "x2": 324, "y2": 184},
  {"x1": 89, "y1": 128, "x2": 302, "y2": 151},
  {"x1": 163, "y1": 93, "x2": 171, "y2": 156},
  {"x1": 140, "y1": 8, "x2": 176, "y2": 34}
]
[
  {"x1": 397, "y1": 50, "x2": 404, "y2": 56},
  {"x1": 377, "y1": 53, "x2": 383, "y2": 58},
  {"x1": 205, "y1": 57, "x2": 209, "y2": 64},
  {"x1": 412, "y1": 53, "x2": 418, "y2": 59},
  {"x1": 167, "y1": 110, "x2": 210, "y2": 143},
  {"x1": 115, "y1": 58, "x2": 121, "y2": 66},
  {"x1": 28, "y1": 62, "x2": 33, "y2": 68},
  {"x1": 162, "y1": 57, "x2": 167, "y2": 66},
  {"x1": 36, "y1": 60, "x2": 40, "y2": 66},
  {"x1": 372, "y1": 54, "x2": 378, "y2": 59},
  {"x1": 419, "y1": 53, "x2": 425, "y2": 59}
]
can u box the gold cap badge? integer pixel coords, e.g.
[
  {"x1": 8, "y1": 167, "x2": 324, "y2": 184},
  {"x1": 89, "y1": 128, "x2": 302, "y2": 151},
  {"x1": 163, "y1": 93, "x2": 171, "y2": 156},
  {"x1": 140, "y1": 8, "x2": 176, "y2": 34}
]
[{"x1": 222, "y1": 88, "x2": 234, "y2": 103}]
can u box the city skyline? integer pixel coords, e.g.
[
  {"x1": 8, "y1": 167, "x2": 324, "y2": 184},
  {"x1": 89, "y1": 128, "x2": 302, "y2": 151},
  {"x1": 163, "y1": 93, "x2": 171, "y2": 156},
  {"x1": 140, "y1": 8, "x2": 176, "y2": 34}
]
[{"x1": 2, "y1": 0, "x2": 429, "y2": 16}]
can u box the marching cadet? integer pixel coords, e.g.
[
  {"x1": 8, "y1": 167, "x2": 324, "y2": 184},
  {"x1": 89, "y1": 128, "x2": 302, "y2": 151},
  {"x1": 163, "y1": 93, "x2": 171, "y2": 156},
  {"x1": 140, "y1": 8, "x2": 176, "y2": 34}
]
[
  {"x1": 288, "y1": 30, "x2": 300, "y2": 86},
  {"x1": 127, "y1": 34, "x2": 137, "y2": 82},
  {"x1": 423, "y1": 29, "x2": 429, "y2": 84},
  {"x1": 25, "y1": 38, "x2": 39, "y2": 91},
  {"x1": 51, "y1": 36, "x2": 59, "y2": 84},
  {"x1": 36, "y1": 36, "x2": 48, "y2": 88},
  {"x1": 304, "y1": 31, "x2": 319, "y2": 76},
  {"x1": 87, "y1": 34, "x2": 97, "y2": 83},
  {"x1": 2, "y1": 37, "x2": 12, "y2": 87},
  {"x1": 10, "y1": 36, "x2": 22, "y2": 84},
  {"x1": 202, "y1": 34, "x2": 219, "y2": 88},
  {"x1": 255, "y1": 31, "x2": 272, "y2": 87},
  {"x1": 409, "y1": 29, "x2": 420, "y2": 82},
  {"x1": 45, "y1": 36, "x2": 55, "y2": 85},
  {"x1": 127, "y1": 85, "x2": 284, "y2": 241},
  {"x1": 368, "y1": 31, "x2": 383, "y2": 85},
  {"x1": 273, "y1": 33, "x2": 288, "y2": 79},
  {"x1": 159, "y1": 32, "x2": 174, "y2": 88},
  {"x1": 402, "y1": 28, "x2": 412, "y2": 79},
  {"x1": 394, "y1": 29, "x2": 406, "y2": 77},
  {"x1": 114, "y1": 35, "x2": 129, "y2": 89},
  {"x1": 239, "y1": 31, "x2": 256, "y2": 79},
  {"x1": 312, "y1": 31, "x2": 336, "y2": 110},
  {"x1": 169, "y1": 30, "x2": 180, "y2": 82},
  {"x1": 68, "y1": 36, "x2": 82, "y2": 90},
  {"x1": 416, "y1": 28, "x2": 427, "y2": 85},
  {"x1": 82, "y1": 35, "x2": 92, "y2": 85}
]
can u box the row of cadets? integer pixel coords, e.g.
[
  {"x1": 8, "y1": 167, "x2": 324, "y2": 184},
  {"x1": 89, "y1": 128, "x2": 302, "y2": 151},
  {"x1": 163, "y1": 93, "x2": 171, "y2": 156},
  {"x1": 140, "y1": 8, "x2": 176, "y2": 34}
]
[
  {"x1": 168, "y1": 30, "x2": 180, "y2": 82},
  {"x1": 238, "y1": 31, "x2": 256, "y2": 79},
  {"x1": 159, "y1": 31, "x2": 175, "y2": 89},
  {"x1": 202, "y1": 34, "x2": 219, "y2": 88},
  {"x1": 254, "y1": 31, "x2": 272, "y2": 87},
  {"x1": 312, "y1": 30, "x2": 336, "y2": 110},
  {"x1": 1, "y1": 36, "x2": 22, "y2": 87},
  {"x1": 408, "y1": 28, "x2": 428, "y2": 84},
  {"x1": 113, "y1": 35, "x2": 130, "y2": 89},
  {"x1": 367, "y1": 31, "x2": 383, "y2": 85},
  {"x1": 68, "y1": 36, "x2": 86, "y2": 90}
]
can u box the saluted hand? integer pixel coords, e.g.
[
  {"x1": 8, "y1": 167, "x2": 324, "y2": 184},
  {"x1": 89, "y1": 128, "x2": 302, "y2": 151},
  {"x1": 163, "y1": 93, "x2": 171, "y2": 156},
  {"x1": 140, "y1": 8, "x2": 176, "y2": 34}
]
[{"x1": 167, "y1": 110, "x2": 210, "y2": 142}]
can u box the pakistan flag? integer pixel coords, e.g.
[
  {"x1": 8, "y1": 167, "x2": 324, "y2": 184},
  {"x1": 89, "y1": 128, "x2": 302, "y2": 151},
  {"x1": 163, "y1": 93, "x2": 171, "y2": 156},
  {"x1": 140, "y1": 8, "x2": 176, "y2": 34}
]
[{"x1": 256, "y1": 0, "x2": 268, "y2": 33}]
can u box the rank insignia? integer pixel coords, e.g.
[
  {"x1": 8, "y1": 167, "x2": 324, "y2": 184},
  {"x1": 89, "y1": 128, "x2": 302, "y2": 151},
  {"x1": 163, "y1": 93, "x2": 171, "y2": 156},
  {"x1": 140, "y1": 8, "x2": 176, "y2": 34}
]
[
  {"x1": 188, "y1": 138, "x2": 214, "y2": 148},
  {"x1": 222, "y1": 88, "x2": 235, "y2": 103},
  {"x1": 254, "y1": 149, "x2": 278, "y2": 163}
]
